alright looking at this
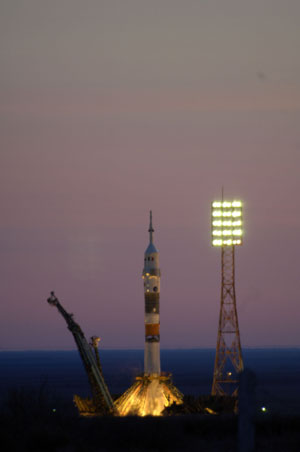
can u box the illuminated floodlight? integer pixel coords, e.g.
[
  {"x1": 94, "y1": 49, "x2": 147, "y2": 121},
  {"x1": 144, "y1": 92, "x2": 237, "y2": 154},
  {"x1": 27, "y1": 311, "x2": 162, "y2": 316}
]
[
  {"x1": 211, "y1": 200, "x2": 243, "y2": 246},
  {"x1": 212, "y1": 239, "x2": 223, "y2": 246}
]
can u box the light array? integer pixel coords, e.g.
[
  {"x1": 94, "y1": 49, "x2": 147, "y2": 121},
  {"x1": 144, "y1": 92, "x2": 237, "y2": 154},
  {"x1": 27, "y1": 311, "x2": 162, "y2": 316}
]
[{"x1": 211, "y1": 200, "x2": 243, "y2": 246}]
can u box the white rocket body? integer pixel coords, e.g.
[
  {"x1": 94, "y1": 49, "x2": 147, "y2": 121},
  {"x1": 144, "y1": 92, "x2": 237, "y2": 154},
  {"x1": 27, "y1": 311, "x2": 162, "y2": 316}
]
[{"x1": 143, "y1": 212, "x2": 161, "y2": 376}]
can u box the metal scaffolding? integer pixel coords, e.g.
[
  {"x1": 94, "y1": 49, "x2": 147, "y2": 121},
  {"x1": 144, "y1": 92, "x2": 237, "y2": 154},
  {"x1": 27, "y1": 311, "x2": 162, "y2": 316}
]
[
  {"x1": 212, "y1": 245, "x2": 244, "y2": 396},
  {"x1": 47, "y1": 292, "x2": 117, "y2": 415}
]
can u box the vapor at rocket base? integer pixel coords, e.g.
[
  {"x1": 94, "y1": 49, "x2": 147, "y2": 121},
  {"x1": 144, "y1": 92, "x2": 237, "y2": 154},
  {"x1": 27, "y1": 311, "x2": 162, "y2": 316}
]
[{"x1": 143, "y1": 211, "x2": 161, "y2": 376}]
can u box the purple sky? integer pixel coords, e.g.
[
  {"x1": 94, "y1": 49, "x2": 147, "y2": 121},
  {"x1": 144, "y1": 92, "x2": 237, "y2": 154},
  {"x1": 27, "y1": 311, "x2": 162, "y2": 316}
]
[{"x1": 1, "y1": 0, "x2": 300, "y2": 350}]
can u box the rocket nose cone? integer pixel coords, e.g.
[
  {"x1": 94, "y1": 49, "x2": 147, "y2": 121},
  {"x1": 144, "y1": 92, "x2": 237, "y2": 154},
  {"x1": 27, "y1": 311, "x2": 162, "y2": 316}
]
[{"x1": 145, "y1": 243, "x2": 158, "y2": 254}]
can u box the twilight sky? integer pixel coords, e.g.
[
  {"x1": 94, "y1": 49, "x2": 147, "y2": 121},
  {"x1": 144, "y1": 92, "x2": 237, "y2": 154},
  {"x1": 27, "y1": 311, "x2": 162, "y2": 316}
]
[{"x1": 1, "y1": 0, "x2": 300, "y2": 350}]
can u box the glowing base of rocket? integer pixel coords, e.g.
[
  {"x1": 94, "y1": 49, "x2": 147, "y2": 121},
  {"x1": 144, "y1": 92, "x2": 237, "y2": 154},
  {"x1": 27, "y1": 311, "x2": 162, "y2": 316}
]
[{"x1": 115, "y1": 374, "x2": 183, "y2": 417}]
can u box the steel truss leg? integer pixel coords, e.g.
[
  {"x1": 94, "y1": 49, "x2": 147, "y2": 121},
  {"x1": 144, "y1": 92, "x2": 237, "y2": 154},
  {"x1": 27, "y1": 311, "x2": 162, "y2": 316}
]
[{"x1": 212, "y1": 246, "x2": 243, "y2": 396}]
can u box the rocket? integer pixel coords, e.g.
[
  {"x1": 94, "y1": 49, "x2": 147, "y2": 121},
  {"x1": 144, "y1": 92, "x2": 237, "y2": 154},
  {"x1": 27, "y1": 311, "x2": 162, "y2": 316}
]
[
  {"x1": 143, "y1": 211, "x2": 161, "y2": 376},
  {"x1": 114, "y1": 213, "x2": 183, "y2": 416}
]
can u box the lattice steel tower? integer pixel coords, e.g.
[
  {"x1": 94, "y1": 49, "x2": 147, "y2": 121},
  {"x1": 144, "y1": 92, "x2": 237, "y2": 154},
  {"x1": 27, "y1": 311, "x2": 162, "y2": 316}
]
[{"x1": 211, "y1": 199, "x2": 244, "y2": 396}]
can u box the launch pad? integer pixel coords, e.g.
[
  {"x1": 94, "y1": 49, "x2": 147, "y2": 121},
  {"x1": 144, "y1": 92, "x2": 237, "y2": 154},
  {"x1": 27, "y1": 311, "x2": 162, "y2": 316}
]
[
  {"x1": 72, "y1": 374, "x2": 183, "y2": 417},
  {"x1": 47, "y1": 213, "x2": 183, "y2": 417},
  {"x1": 46, "y1": 207, "x2": 244, "y2": 417},
  {"x1": 115, "y1": 373, "x2": 183, "y2": 417}
]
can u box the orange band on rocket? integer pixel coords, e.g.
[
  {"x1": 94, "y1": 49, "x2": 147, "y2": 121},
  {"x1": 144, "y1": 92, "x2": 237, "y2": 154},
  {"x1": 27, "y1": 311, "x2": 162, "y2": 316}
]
[{"x1": 145, "y1": 324, "x2": 160, "y2": 336}]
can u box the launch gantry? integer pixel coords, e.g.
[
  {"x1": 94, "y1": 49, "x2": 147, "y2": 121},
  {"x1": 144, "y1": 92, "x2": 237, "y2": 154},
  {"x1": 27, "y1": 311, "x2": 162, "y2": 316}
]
[{"x1": 47, "y1": 292, "x2": 117, "y2": 416}]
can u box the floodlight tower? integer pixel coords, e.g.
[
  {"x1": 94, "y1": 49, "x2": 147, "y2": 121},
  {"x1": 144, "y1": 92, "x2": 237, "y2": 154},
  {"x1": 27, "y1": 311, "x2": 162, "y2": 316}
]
[{"x1": 211, "y1": 199, "x2": 244, "y2": 396}]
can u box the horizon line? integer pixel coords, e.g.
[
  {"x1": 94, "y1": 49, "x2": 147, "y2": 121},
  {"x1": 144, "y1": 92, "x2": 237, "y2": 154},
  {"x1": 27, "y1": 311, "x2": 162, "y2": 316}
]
[{"x1": 1, "y1": 345, "x2": 300, "y2": 352}]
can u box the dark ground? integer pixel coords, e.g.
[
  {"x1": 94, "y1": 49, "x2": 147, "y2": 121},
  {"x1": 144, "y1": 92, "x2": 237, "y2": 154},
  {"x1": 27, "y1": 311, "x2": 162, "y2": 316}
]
[
  {"x1": 1, "y1": 350, "x2": 299, "y2": 450},
  {"x1": 1, "y1": 386, "x2": 299, "y2": 452}
]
